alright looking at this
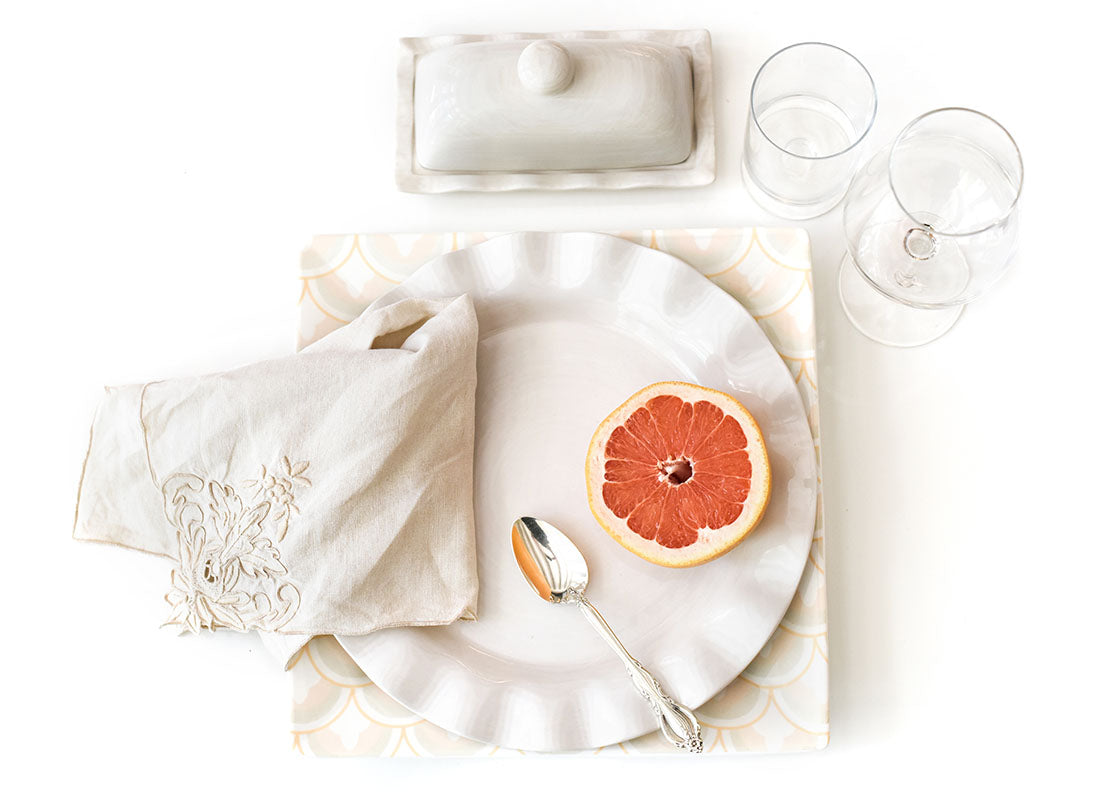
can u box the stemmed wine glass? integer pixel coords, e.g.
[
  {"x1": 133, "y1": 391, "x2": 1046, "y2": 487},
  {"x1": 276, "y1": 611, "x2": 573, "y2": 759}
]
[{"x1": 838, "y1": 107, "x2": 1024, "y2": 346}]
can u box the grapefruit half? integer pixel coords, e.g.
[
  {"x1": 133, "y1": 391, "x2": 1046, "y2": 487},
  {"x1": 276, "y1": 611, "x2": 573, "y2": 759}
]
[{"x1": 585, "y1": 381, "x2": 771, "y2": 568}]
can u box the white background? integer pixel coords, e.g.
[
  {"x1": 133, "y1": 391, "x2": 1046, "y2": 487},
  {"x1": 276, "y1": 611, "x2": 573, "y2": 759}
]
[{"x1": 2, "y1": 0, "x2": 1117, "y2": 796}]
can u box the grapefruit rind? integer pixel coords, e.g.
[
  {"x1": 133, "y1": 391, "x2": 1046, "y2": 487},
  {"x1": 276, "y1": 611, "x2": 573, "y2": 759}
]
[{"x1": 585, "y1": 381, "x2": 771, "y2": 568}]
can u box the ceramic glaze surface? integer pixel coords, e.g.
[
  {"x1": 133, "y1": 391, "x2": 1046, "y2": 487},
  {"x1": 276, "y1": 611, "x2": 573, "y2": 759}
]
[
  {"x1": 395, "y1": 30, "x2": 714, "y2": 192},
  {"x1": 414, "y1": 40, "x2": 693, "y2": 172},
  {"x1": 331, "y1": 233, "x2": 818, "y2": 752},
  {"x1": 517, "y1": 40, "x2": 574, "y2": 94}
]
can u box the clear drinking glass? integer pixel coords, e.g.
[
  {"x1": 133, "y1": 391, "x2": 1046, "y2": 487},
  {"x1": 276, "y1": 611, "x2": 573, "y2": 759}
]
[
  {"x1": 838, "y1": 107, "x2": 1024, "y2": 347},
  {"x1": 741, "y1": 42, "x2": 877, "y2": 219}
]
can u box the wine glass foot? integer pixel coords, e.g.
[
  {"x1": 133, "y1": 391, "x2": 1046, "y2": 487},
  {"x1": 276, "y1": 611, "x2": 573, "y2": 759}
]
[{"x1": 838, "y1": 254, "x2": 963, "y2": 347}]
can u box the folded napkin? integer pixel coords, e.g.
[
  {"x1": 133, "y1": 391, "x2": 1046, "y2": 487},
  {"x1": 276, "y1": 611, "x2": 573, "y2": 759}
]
[{"x1": 74, "y1": 295, "x2": 480, "y2": 668}]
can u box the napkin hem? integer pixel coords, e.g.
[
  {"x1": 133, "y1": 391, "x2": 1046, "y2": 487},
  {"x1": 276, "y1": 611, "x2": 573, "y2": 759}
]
[
  {"x1": 71, "y1": 406, "x2": 95, "y2": 538},
  {"x1": 270, "y1": 602, "x2": 478, "y2": 670},
  {"x1": 278, "y1": 605, "x2": 477, "y2": 639},
  {"x1": 260, "y1": 616, "x2": 478, "y2": 640},
  {"x1": 72, "y1": 383, "x2": 175, "y2": 556}
]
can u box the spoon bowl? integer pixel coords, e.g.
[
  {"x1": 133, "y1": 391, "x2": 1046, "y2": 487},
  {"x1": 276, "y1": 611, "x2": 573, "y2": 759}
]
[{"x1": 511, "y1": 516, "x2": 589, "y2": 602}]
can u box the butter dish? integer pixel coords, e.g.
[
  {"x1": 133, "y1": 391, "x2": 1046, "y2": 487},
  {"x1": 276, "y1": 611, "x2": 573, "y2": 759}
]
[{"x1": 396, "y1": 30, "x2": 714, "y2": 192}]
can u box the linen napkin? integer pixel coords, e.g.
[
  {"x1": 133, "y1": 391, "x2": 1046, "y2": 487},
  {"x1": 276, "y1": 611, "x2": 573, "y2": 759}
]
[{"x1": 74, "y1": 295, "x2": 480, "y2": 668}]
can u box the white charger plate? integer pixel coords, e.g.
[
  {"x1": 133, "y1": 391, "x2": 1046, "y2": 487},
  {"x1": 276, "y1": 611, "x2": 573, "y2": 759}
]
[{"x1": 338, "y1": 232, "x2": 817, "y2": 752}]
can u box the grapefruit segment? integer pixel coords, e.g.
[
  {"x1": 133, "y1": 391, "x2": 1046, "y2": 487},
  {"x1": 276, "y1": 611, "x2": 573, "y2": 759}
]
[{"x1": 586, "y1": 382, "x2": 771, "y2": 568}]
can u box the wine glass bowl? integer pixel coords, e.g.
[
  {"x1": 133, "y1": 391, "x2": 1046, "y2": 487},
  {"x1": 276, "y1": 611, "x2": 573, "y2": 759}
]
[{"x1": 838, "y1": 108, "x2": 1024, "y2": 346}]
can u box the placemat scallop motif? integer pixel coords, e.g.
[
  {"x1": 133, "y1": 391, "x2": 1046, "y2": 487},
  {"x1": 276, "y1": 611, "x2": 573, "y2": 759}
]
[{"x1": 292, "y1": 229, "x2": 827, "y2": 755}]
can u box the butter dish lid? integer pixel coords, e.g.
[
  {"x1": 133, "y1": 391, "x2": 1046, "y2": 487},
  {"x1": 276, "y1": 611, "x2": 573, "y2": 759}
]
[
  {"x1": 396, "y1": 30, "x2": 714, "y2": 192},
  {"x1": 413, "y1": 39, "x2": 693, "y2": 172}
]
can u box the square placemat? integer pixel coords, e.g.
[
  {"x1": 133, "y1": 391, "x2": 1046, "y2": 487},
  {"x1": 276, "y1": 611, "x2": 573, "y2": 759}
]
[{"x1": 292, "y1": 229, "x2": 826, "y2": 755}]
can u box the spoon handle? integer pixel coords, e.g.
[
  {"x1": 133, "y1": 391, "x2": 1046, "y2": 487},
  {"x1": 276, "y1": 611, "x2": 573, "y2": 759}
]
[{"x1": 576, "y1": 593, "x2": 704, "y2": 753}]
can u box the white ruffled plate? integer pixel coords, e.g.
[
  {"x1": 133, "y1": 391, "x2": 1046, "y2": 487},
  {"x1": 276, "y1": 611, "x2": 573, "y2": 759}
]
[{"x1": 338, "y1": 232, "x2": 817, "y2": 752}]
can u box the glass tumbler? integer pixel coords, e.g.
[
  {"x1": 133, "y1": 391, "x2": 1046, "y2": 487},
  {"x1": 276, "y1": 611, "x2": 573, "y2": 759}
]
[
  {"x1": 742, "y1": 42, "x2": 877, "y2": 219},
  {"x1": 838, "y1": 107, "x2": 1024, "y2": 346}
]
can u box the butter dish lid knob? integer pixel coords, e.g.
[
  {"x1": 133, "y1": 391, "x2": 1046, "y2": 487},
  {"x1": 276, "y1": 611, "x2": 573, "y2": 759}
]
[{"x1": 517, "y1": 40, "x2": 574, "y2": 94}]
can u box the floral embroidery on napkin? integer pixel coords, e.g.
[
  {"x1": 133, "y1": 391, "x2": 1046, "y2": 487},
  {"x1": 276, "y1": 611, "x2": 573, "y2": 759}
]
[
  {"x1": 242, "y1": 457, "x2": 311, "y2": 542},
  {"x1": 160, "y1": 459, "x2": 309, "y2": 634}
]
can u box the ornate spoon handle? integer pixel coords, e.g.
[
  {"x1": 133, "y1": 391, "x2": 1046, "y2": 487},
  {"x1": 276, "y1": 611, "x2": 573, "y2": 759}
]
[{"x1": 576, "y1": 593, "x2": 704, "y2": 753}]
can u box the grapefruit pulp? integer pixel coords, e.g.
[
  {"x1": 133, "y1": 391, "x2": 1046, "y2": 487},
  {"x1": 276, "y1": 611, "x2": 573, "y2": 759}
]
[{"x1": 585, "y1": 382, "x2": 771, "y2": 568}]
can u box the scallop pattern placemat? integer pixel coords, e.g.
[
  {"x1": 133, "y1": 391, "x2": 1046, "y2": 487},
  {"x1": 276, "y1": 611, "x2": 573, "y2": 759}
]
[{"x1": 292, "y1": 229, "x2": 826, "y2": 755}]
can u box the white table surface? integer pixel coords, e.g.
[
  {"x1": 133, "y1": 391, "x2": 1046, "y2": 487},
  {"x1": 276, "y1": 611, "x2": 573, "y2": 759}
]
[{"x1": 3, "y1": 0, "x2": 1116, "y2": 795}]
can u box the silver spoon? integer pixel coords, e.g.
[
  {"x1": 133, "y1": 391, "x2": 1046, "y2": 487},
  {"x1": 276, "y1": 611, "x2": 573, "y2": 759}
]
[{"x1": 511, "y1": 516, "x2": 704, "y2": 753}]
